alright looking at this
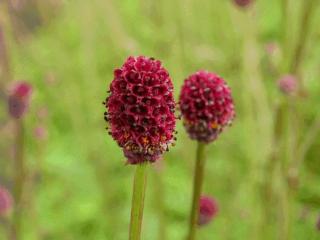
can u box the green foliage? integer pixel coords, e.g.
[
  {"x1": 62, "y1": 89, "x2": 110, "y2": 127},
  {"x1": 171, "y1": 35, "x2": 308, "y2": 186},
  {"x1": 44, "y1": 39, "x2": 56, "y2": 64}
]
[{"x1": 1, "y1": 0, "x2": 320, "y2": 239}]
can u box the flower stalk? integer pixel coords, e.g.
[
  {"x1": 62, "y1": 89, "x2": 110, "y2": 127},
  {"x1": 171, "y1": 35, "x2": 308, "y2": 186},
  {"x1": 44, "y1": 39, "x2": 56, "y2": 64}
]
[
  {"x1": 104, "y1": 56, "x2": 176, "y2": 240},
  {"x1": 179, "y1": 70, "x2": 234, "y2": 239},
  {"x1": 277, "y1": 1, "x2": 318, "y2": 239},
  {"x1": 11, "y1": 119, "x2": 25, "y2": 240},
  {"x1": 187, "y1": 142, "x2": 206, "y2": 240},
  {"x1": 129, "y1": 163, "x2": 148, "y2": 240},
  {"x1": 290, "y1": 0, "x2": 316, "y2": 78}
]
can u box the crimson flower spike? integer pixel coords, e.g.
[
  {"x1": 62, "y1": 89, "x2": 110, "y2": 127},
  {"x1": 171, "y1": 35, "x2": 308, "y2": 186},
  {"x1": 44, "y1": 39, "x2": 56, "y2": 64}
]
[
  {"x1": 179, "y1": 71, "x2": 235, "y2": 143},
  {"x1": 104, "y1": 56, "x2": 176, "y2": 240},
  {"x1": 180, "y1": 70, "x2": 235, "y2": 240}
]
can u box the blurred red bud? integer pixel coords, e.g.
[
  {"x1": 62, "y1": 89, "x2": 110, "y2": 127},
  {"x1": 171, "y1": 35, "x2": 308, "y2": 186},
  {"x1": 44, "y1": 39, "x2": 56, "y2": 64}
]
[
  {"x1": 198, "y1": 196, "x2": 219, "y2": 226},
  {"x1": 0, "y1": 185, "x2": 13, "y2": 217},
  {"x1": 233, "y1": 0, "x2": 253, "y2": 8},
  {"x1": 7, "y1": 81, "x2": 32, "y2": 119}
]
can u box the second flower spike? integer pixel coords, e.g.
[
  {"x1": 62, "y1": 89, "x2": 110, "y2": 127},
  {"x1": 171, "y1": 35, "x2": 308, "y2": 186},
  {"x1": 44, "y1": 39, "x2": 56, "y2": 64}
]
[{"x1": 179, "y1": 70, "x2": 235, "y2": 143}]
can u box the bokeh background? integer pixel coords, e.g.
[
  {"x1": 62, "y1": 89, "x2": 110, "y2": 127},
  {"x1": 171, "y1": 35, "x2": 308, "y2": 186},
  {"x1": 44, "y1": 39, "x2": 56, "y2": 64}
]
[{"x1": 1, "y1": 0, "x2": 320, "y2": 239}]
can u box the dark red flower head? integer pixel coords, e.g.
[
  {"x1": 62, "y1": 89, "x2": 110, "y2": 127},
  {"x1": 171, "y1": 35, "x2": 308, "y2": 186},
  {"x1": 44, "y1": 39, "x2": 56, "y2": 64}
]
[
  {"x1": 7, "y1": 81, "x2": 32, "y2": 119},
  {"x1": 198, "y1": 196, "x2": 219, "y2": 226},
  {"x1": 278, "y1": 75, "x2": 297, "y2": 95},
  {"x1": 104, "y1": 56, "x2": 176, "y2": 164},
  {"x1": 179, "y1": 71, "x2": 235, "y2": 143},
  {"x1": 0, "y1": 185, "x2": 13, "y2": 216},
  {"x1": 233, "y1": 0, "x2": 253, "y2": 8}
]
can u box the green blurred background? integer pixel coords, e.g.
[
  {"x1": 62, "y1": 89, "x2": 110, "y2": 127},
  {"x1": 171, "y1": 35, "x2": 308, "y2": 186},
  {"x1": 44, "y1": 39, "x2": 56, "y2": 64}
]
[{"x1": 1, "y1": 0, "x2": 320, "y2": 239}]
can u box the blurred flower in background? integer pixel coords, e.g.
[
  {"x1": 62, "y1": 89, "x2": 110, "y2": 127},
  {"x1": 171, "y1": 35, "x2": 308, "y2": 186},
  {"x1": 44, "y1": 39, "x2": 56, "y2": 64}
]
[
  {"x1": 233, "y1": 0, "x2": 253, "y2": 8},
  {"x1": 277, "y1": 75, "x2": 298, "y2": 95},
  {"x1": 263, "y1": 41, "x2": 282, "y2": 75},
  {"x1": 0, "y1": 185, "x2": 13, "y2": 217},
  {"x1": 33, "y1": 125, "x2": 48, "y2": 141},
  {"x1": 198, "y1": 196, "x2": 219, "y2": 226},
  {"x1": 7, "y1": 81, "x2": 32, "y2": 119},
  {"x1": 265, "y1": 42, "x2": 280, "y2": 57}
]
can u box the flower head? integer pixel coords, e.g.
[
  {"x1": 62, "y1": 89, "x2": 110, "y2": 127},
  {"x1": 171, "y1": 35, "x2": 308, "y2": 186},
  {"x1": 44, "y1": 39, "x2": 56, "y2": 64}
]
[
  {"x1": 179, "y1": 71, "x2": 235, "y2": 143},
  {"x1": 0, "y1": 185, "x2": 13, "y2": 217},
  {"x1": 7, "y1": 81, "x2": 32, "y2": 119},
  {"x1": 233, "y1": 0, "x2": 253, "y2": 8},
  {"x1": 278, "y1": 75, "x2": 297, "y2": 95},
  {"x1": 198, "y1": 196, "x2": 219, "y2": 226},
  {"x1": 104, "y1": 56, "x2": 176, "y2": 164}
]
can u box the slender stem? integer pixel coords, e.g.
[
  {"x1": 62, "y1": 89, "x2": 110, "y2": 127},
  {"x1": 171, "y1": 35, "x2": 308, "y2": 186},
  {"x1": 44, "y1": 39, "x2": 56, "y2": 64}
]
[
  {"x1": 11, "y1": 119, "x2": 25, "y2": 240},
  {"x1": 278, "y1": 170, "x2": 290, "y2": 240},
  {"x1": 278, "y1": 1, "x2": 318, "y2": 238},
  {"x1": 281, "y1": 0, "x2": 289, "y2": 67},
  {"x1": 264, "y1": 103, "x2": 284, "y2": 201},
  {"x1": 296, "y1": 114, "x2": 320, "y2": 167},
  {"x1": 279, "y1": 123, "x2": 290, "y2": 240},
  {"x1": 290, "y1": 0, "x2": 316, "y2": 77},
  {"x1": 129, "y1": 163, "x2": 148, "y2": 240},
  {"x1": 187, "y1": 142, "x2": 206, "y2": 240},
  {"x1": 0, "y1": 24, "x2": 11, "y2": 100},
  {"x1": 0, "y1": 25, "x2": 11, "y2": 81}
]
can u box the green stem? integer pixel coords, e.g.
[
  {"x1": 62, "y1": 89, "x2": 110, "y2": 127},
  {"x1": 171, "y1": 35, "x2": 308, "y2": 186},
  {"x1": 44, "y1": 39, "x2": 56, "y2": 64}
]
[
  {"x1": 187, "y1": 142, "x2": 206, "y2": 240},
  {"x1": 279, "y1": 158, "x2": 291, "y2": 240},
  {"x1": 0, "y1": 25, "x2": 11, "y2": 81},
  {"x1": 11, "y1": 119, "x2": 25, "y2": 240},
  {"x1": 281, "y1": 0, "x2": 288, "y2": 66},
  {"x1": 129, "y1": 163, "x2": 148, "y2": 240},
  {"x1": 290, "y1": 0, "x2": 316, "y2": 77},
  {"x1": 278, "y1": 1, "x2": 318, "y2": 238},
  {"x1": 0, "y1": 24, "x2": 11, "y2": 101}
]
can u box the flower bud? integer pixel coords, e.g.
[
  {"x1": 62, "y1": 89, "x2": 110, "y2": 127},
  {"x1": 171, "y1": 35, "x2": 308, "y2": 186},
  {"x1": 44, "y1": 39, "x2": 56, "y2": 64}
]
[
  {"x1": 104, "y1": 56, "x2": 176, "y2": 164},
  {"x1": 0, "y1": 185, "x2": 13, "y2": 217},
  {"x1": 34, "y1": 126, "x2": 48, "y2": 140},
  {"x1": 198, "y1": 196, "x2": 218, "y2": 226},
  {"x1": 179, "y1": 71, "x2": 235, "y2": 143},
  {"x1": 278, "y1": 75, "x2": 297, "y2": 95},
  {"x1": 233, "y1": 0, "x2": 253, "y2": 8},
  {"x1": 7, "y1": 81, "x2": 32, "y2": 119}
]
